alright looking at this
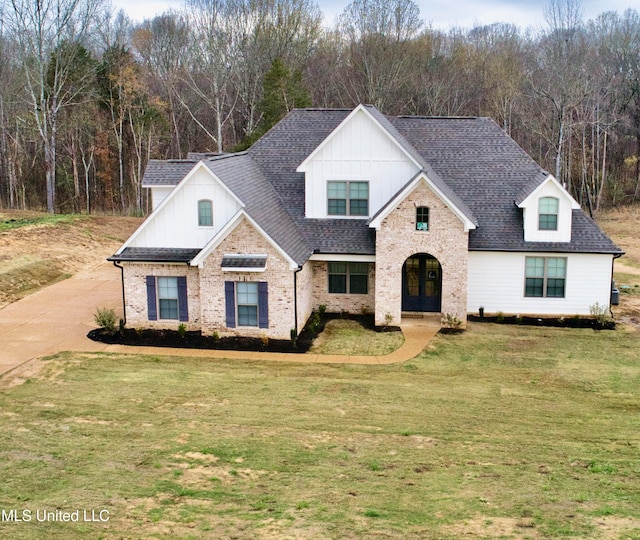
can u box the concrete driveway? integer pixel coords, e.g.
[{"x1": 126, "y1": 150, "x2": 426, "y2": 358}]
[
  {"x1": 0, "y1": 262, "x2": 439, "y2": 375},
  {"x1": 0, "y1": 262, "x2": 119, "y2": 375}
]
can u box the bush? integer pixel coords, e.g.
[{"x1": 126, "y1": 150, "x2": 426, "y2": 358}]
[
  {"x1": 178, "y1": 323, "x2": 187, "y2": 338},
  {"x1": 94, "y1": 307, "x2": 117, "y2": 334},
  {"x1": 589, "y1": 302, "x2": 612, "y2": 325}
]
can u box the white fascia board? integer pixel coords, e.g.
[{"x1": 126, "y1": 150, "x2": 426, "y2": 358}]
[
  {"x1": 517, "y1": 174, "x2": 580, "y2": 210},
  {"x1": 295, "y1": 104, "x2": 423, "y2": 172},
  {"x1": 221, "y1": 267, "x2": 267, "y2": 273},
  {"x1": 191, "y1": 209, "x2": 298, "y2": 270},
  {"x1": 308, "y1": 254, "x2": 376, "y2": 262},
  {"x1": 116, "y1": 161, "x2": 245, "y2": 254},
  {"x1": 369, "y1": 173, "x2": 476, "y2": 232}
]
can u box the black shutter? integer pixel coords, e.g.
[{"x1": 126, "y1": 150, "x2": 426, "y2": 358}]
[
  {"x1": 146, "y1": 276, "x2": 157, "y2": 321},
  {"x1": 224, "y1": 281, "x2": 236, "y2": 328},
  {"x1": 177, "y1": 276, "x2": 189, "y2": 322},
  {"x1": 258, "y1": 282, "x2": 269, "y2": 329}
]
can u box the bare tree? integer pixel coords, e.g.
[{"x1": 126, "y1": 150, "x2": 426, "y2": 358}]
[{"x1": 3, "y1": 0, "x2": 103, "y2": 213}]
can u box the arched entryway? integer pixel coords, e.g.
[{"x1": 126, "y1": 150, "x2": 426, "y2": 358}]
[{"x1": 402, "y1": 254, "x2": 442, "y2": 312}]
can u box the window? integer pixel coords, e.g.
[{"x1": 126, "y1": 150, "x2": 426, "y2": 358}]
[
  {"x1": 198, "y1": 199, "x2": 213, "y2": 227},
  {"x1": 224, "y1": 281, "x2": 268, "y2": 329},
  {"x1": 157, "y1": 277, "x2": 179, "y2": 319},
  {"x1": 236, "y1": 282, "x2": 259, "y2": 327},
  {"x1": 525, "y1": 257, "x2": 566, "y2": 298},
  {"x1": 328, "y1": 262, "x2": 369, "y2": 294},
  {"x1": 146, "y1": 276, "x2": 189, "y2": 321},
  {"x1": 416, "y1": 206, "x2": 429, "y2": 231},
  {"x1": 538, "y1": 197, "x2": 558, "y2": 231},
  {"x1": 327, "y1": 181, "x2": 369, "y2": 216}
]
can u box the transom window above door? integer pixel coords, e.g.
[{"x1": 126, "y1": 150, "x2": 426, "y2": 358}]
[{"x1": 327, "y1": 181, "x2": 369, "y2": 216}]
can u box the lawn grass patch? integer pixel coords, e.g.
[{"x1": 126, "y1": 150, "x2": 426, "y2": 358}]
[
  {"x1": 309, "y1": 318, "x2": 404, "y2": 355},
  {"x1": 0, "y1": 213, "x2": 79, "y2": 232},
  {"x1": 1, "y1": 324, "x2": 639, "y2": 538}
]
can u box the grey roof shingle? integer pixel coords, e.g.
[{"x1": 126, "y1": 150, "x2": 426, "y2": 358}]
[
  {"x1": 108, "y1": 247, "x2": 201, "y2": 263},
  {"x1": 142, "y1": 159, "x2": 197, "y2": 186},
  {"x1": 139, "y1": 107, "x2": 622, "y2": 259},
  {"x1": 203, "y1": 154, "x2": 311, "y2": 264},
  {"x1": 221, "y1": 255, "x2": 267, "y2": 269}
]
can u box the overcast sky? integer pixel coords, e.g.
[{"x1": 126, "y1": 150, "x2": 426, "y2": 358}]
[{"x1": 111, "y1": 0, "x2": 635, "y2": 30}]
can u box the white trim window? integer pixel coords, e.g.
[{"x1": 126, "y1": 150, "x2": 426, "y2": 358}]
[
  {"x1": 538, "y1": 197, "x2": 558, "y2": 231},
  {"x1": 525, "y1": 257, "x2": 566, "y2": 298},
  {"x1": 327, "y1": 181, "x2": 369, "y2": 216},
  {"x1": 236, "y1": 282, "x2": 259, "y2": 326},
  {"x1": 198, "y1": 199, "x2": 213, "y2": 227}
]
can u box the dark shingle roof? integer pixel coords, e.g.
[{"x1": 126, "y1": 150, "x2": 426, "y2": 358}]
[
  {"x1": 139, "y1": 107, "x2": 622, "y2": 258},
  {"x1": 203, "y1": 154, "x2": 311, "y2": 264},
  {"x1": 221, "y1": 255, "x2": 267, "y2": 269},
  {"x1": 143, "y1": 160, "x2": 197, "y2": 186},
  {"x1": 387, "y1": 115, "x2": 621, "y2": 254},
  {"x1": 108, "y1": 247, "x2": 201, "y2": 263}
]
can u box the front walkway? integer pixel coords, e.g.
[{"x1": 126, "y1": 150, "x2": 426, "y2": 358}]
[{"x1": 0, "y1": 261, "x2": 440, "y2": 377}]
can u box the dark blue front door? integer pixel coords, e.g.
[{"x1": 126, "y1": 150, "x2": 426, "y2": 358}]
[{"x1": 402, "y1": 254, "x2": 442, "y2": 312}]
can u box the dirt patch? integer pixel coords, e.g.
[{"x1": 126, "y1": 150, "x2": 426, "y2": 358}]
[
  {"x1": 0, "y1": 357, "x2": 47, "y2": 388},
  {"x1": 441, "y1": 514, "x2": 541, "y2": 539},
  {"x1": 0, "y1": 211, "x2": 141, "y2": 308},
  {"x1": 595, "y1": 515, "x2": 640, "y2": 539}
]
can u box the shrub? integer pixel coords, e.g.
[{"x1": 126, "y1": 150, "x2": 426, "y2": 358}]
[
  {"x1": 211, "y1": 330, "x2": 220, "y2": 341},
  {"x1": 290, "y1": 328, "x2": 298, "y2": 347},
  {"x1": 178, "y1": 323, "x2": 187, "y2": 338},
  {"x1": 496, "y1": 311, "x2": 505, "y2": 323},
  {"x1": 441, "y1": 313, "x2": 462, "y2": 329},
  {"x1": 589, "y1": 302, "x2": 612, "y2": 325},
  {"x1": 94, "y1": 307, "x2": 117, "y2": 334},
  {"x1": 317, "y1": 304, "x2": 327, "y2": 317},
  {"x1": 384, "y1": 312, "x2": 393, "y2": 326}
]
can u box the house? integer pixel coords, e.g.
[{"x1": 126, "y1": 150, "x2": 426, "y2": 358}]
[{"x1": 108, "y1": 104, "x2": 623, "y2": 338}]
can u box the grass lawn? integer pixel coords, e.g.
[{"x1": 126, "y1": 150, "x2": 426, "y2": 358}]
[
  {"x1": 309, "y1": 318, "x2": 405, "y2": 355},
  {"x1": 1, "y1": 323, "x2": 639, "y2": 539}
]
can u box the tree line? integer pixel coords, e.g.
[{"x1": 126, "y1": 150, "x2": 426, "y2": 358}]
[{"x1": 0, "y1": 0, "x2": 639, "y2": 215}]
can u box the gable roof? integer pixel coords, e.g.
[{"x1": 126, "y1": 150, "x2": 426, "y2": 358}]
[
  {"x1": 369, "y1": 171, "x2": 477, "y2": 231},
  {"x1": 203, "y1": 154, "x2": 311, "y2": 265},
  {"x1": 138, "y1": 106, "x2": 622, "y2": 259}
]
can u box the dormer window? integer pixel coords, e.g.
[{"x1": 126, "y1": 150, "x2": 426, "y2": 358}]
[
  {"x1": 198, "y1": 199, "x2": 213, "y2": 227},
  {"x1": 538, "y1": 197, "x2": 558, "y2": 231},
  {"x1": 328, "y1": 181, "x2": 369, "y2": 216}
]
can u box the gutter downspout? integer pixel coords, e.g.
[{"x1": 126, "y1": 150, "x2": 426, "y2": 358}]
[
  {"x1": 611, "y1": 253, "x2": 623, "y2": 317},
  {"x1": 112, "y1": 261, "x2": 126, "y2": 326},
  {"x1": 293, "y1": 265, "x2": 303, "y2": 334}
]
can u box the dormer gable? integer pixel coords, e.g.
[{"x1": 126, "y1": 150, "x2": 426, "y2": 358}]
[
  {"x1": 296, "y1": 105, "x2": 422, "y2": 219},
  {"x1": 117, "y1": 161, "x2": 244, "y2": 252},
  {"x1": 517, "y1": 174, "x2": 580, "y2": 243},
  {"x1": 369, "y1": 171, "x2": 476, "y2": 232}
]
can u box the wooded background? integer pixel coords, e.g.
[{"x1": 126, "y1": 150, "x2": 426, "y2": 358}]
[{"x1": 0, "y1": 0, "x2": 638, "y2": 216}]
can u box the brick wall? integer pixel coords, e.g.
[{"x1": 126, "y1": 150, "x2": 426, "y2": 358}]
[
  {"x1": 374, "y1": 181, "x2": 469, "y2": 326},
  {"x1": 199, "y1": 218, "x2": 296, "y2": 339},
  {"x1": 123, "y1": 263, "x2": 201, "y2": 331},
  {"x1": 310, "y1": 261, "x2": 376, "y2": 314}
]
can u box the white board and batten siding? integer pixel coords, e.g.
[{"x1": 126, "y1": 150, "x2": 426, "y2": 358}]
[
  {"x1": 467, "y1": 251, "x2": 614, "y2": 315},
  {"x1": 520, "y1": 178, "x2": 576, "y2": 243},
  {"x1": 301, "y1": 109, "x2": 419, "y2": 219},
  {"x1": 130, "y1": 167, "x2": 242, "y2": 249},
  {"x1": 151, "y1": 187, "x2": 173, "y2": 210}
]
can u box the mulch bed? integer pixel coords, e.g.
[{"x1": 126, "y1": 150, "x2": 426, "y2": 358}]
[
  {"x1": 88, "y1": 313, "x2": 400, "y2": 354},
  {"x1": 468, "y1": 314, "x2": 615, "y2": 330}
]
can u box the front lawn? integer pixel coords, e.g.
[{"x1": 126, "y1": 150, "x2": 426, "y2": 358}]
[{"x1": 1, "y1": 323, "x2": 639, "y2": 539}]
